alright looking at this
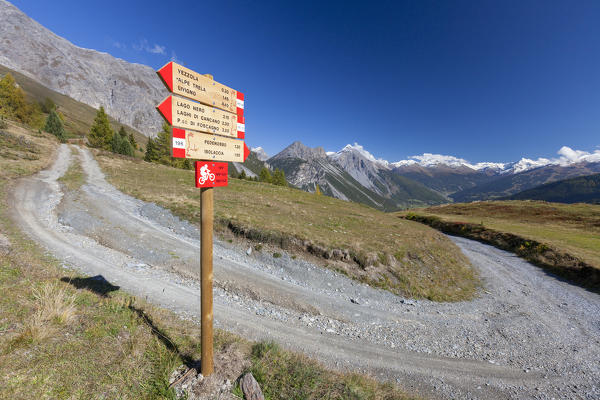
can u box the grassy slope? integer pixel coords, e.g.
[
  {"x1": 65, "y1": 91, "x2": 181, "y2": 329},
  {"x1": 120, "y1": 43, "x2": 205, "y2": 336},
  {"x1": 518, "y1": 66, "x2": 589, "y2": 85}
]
[
  {"x1": 400, "y1": 201, "x2": 600, "y2": 269},
  {"x1": 97, "y1": 153, "x2": 479, "y2": 302},
  {"x1": 0, "y1": 65, "x2": 149, "y2": 153},
  {"x1": 506, "y1": 173, "x2": 600, "y2": 204},
  {"x1": 0, "y1": 121, "x2": 415, "y2": 399}
]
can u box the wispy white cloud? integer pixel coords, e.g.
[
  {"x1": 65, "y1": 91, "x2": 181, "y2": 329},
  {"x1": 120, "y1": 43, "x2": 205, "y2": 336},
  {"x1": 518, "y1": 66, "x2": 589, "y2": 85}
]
[
  {"x1": 556, "y1": 146, "x2": 600, "y2": 164},
  {"x1": 132, "y1": 39, "x2": 166, "y2": 55},
  {"x1": 170, "y1": 50, "x2": 180, "y2": 63},
  {"x1": 112, "y1": 41, "x2": 126, "y2": 50}
]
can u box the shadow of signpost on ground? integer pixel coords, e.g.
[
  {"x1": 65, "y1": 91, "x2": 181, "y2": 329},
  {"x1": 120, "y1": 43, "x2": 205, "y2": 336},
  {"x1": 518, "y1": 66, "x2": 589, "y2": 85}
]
[
  {"x1": 60, "y1": 274, "x2": 198, "y2": 369},
  {"x1": 60, "y1": 275, "x2": 120, "y2": 296}
]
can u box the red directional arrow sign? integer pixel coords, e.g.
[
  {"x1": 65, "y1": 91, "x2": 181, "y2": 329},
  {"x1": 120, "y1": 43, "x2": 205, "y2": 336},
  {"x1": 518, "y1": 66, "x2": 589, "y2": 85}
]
[
  {"x1": 157, "y1": 96, "x2": 244, "y2": 139},
  {"x1": 157, "y1": 61, "x2": 243, "y2": 116}
]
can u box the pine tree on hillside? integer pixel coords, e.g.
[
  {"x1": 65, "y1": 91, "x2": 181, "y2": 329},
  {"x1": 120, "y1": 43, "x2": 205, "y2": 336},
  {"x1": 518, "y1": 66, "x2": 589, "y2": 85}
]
[
  {"x1": 239, "y1": 170, "x2": 247, "y2": 180},
  {"x1": 144, "y1": 137, "x2": 158, "y2": 162},
  {"x1": 88, "y1": 106, "x2": 113, "y2": 149},
  {"x1": 128, "y1": 132, "x2": 137, "y2": 150},
  {"x1": 110, "y1": 131, "x2": 122, "y2": 153},
  {"x1": 40, "y1": 97, "x2": 56, "y2": 113},
  {"x1": 43, "y1": 110, "x2": 66, "y2": 142},
  {"x1": 117, "y1": 126, "x2": 134, "y2": 156},
  {"x1": 154, "y1": 122, "x2": 172, "y2": 165},
  {"x1": 0, "y1": 73, "x2": 41, "y2": 126},
  {"x1": 259, "y1": 167, "x2": 272, "y2": 183},
  {"x1": 0, "y1": 73, "x2": 20, "y2": 119},
  {"x1": 272, "y1": 168, "x2": 287, "y2": 186}
]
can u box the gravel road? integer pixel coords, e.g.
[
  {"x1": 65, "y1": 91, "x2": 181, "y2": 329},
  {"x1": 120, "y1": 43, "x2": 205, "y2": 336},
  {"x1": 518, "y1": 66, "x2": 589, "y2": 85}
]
[{"x1": 10, "y1": 144, "x2": 600, "y2": 399}]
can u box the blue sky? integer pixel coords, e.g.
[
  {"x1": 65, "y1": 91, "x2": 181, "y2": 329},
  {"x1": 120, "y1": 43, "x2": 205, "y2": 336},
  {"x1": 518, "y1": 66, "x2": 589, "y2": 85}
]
[{"x1": 11, "y1": 0, "x2": 600, "y2": 162}]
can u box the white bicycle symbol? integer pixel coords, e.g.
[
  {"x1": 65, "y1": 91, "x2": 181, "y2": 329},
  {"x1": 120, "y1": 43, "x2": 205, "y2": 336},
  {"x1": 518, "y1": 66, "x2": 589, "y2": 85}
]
[{"x1": 199, "y1": 165, "x2": 215, "y2": 185}]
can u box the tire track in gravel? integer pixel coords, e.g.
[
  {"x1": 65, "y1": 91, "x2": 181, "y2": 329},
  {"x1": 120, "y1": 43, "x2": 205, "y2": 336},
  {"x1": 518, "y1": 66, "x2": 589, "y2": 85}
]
[{"x1": 10, "y1": 144, "x2": 600, "y2": 399}]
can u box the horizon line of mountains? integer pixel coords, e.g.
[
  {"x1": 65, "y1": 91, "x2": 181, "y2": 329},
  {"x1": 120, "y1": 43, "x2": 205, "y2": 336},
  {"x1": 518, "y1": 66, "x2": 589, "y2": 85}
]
[
  {"x1": 243, "y1": 141, "x2": 600, "y2": 210},
  {"x1": 1, "y1": 0, "x2": 599, "y2": 210}
]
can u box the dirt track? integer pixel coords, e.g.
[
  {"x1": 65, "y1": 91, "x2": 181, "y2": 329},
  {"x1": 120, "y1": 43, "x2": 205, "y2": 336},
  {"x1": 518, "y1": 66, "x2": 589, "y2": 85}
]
[{"x1": 10, "y1": 144, "x2": 600, "y2": 399}]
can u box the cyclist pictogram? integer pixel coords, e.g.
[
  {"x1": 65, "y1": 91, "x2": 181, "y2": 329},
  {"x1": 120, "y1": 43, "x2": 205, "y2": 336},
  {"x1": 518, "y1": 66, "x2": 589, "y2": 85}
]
[{"x1": 198, "y1": 164, "x2": 216, "y2": 185}]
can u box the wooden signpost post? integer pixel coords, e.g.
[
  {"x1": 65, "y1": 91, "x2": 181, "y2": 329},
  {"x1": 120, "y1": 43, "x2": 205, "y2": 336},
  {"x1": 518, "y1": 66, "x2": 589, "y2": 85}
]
[{"x1": 156, "y1": 64, "x2": 245, "y2": 377}]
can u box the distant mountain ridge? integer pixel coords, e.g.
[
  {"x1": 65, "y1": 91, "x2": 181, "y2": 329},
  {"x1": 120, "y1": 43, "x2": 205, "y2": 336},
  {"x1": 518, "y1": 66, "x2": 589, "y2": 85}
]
[
  {"x1": 505, "y1": 173, "x2": 600, "y2": 204},
  {"x1": 266, "y1": 141, "x2": 600, "y2": 208},
  {"x1": 268, "y1": 142, "x2": 447, "y2": 211},
  {"x1": 451, "y1": 162, "x2": 600, "y2": 202}
]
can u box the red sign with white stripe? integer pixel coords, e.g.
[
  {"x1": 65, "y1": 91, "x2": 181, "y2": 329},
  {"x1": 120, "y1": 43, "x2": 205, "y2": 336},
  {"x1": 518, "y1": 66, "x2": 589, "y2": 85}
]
[
  {"x1": 236, "y1": 92, "x2": 244, "y2": 116},
  {"x1": 157, "y1": 61, "x2": 243, "y2": 117},
  {"x1": 171, "y1": 128, "x2": 250, "y2": 162},
  {"x1": 172, "y1": 128, "x2": 187, "y2": 158},
  {"x1": 195, "y1": 161, "x2": 228, "y2": 188},
  {"x1": 157, "y1": 96, "x2": 244, "y2": 139}
]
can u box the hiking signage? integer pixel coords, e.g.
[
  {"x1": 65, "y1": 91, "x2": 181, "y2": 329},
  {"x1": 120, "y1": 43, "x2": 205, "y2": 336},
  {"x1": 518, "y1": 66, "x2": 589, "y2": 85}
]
[
  {"x1": 155, "y1": 63, "x2": 246, "y2": 377},
  {"x1": 195, "y1": 161, "x2": 228, "y2": 188},
  {"x1": 156, "y1": 96, "x2": 245, "y2": 139},
  {"x1": 171, "y1": 128, "x2": 250, "y2": 162},
  {"x1": 157, "y1": 61, "x2": 244, "y2": 116}
]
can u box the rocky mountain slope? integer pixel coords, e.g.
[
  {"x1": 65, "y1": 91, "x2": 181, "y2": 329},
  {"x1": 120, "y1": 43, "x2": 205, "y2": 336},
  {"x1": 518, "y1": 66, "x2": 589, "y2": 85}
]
[
  {"x1": 269, "y1": 142, "x2": 446, "y2": 210},
  {"x1": 0, "y1": 0, "x2": 166, "y2": 136}
]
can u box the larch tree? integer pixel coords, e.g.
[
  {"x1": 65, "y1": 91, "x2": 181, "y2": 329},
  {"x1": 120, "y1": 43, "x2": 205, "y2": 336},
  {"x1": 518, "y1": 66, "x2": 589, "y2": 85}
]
[{"x1": 88, "y1": 106, "x2": 113, "y2": 149}]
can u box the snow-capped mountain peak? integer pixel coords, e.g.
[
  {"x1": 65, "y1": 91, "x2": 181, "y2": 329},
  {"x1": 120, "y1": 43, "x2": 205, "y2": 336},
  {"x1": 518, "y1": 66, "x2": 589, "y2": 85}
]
[
  {"x1": 390, "y1": 153, "x2": 506, "y2": 171},
  {"x1": 330, "y1": 143, "x2": 391, "y2": 168}
]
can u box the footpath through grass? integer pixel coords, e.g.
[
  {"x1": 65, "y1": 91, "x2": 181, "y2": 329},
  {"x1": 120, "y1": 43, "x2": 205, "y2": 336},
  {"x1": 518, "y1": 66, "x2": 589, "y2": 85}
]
[
  {"x1": 96, "y1": 152, "x2": 479, "y2": 302},
  {"x1": 0, "y1": 123, "x2": 416, "y2": 399}
]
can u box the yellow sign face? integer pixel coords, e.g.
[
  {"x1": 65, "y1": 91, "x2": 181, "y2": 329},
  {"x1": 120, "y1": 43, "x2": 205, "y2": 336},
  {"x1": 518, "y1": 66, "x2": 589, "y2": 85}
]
[
  {"x1": 157, "y1": 96, "x2": 244, "y2": 139},
  {"x1": 157, "y1": 61, "x2": 243, "y2": 115},
  {"x1": 182, "y1": 130, "x2": 247, "y2": 162}
]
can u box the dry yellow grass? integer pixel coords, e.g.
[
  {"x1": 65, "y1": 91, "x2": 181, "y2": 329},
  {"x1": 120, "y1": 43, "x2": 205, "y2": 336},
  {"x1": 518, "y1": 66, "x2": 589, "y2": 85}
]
[{"x1": 17, "y1": 283, "x2": 78, "y2": 343}]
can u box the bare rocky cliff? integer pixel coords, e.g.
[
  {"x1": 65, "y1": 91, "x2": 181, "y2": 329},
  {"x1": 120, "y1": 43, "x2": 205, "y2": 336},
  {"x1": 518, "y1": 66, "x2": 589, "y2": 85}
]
[{"x1": 0, "y1": 0, "x2": 166, "y2": 136}]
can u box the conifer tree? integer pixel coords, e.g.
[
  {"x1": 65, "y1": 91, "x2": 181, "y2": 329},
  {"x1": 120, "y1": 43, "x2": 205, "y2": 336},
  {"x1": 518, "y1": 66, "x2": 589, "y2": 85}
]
[
  {"x1": 128, "y1": 132, "x2": 137, "y2": 150},
  {"x1": 239, "y1": 170, "x2": 247, "y2": 180},
  {"x1": 111, "y1": 130, "x2": 121, "y2": 153},
  {"x1": 154, "y1": 122, "x2": 172, "y2": 165},
  {"x1": 272, "y1": 168, "x2": 287, "y2": 186},
  {"x1": 0, "y1": 73, "x2": 40, "y2": 126},
  {"x1": 40, "y1": 97, "x2": 55, "y2": 113},
  {"x1": 259, "y1": 167, "x2": 272, "y2": 183},
  {"x1": 88, "y1": 106, "x2": 113, "y2": 149},
  {"x1": 144, "y1": 137, "x2": 158, "y2": 162},
  {"x1": 44, "y1": 110, "x2": 66, "y2": 142},
  {"x1": 117, "y1": 126, "x2": 134, "y2": 156}
]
